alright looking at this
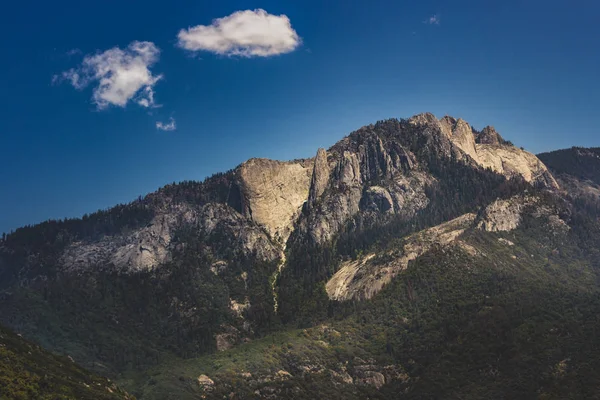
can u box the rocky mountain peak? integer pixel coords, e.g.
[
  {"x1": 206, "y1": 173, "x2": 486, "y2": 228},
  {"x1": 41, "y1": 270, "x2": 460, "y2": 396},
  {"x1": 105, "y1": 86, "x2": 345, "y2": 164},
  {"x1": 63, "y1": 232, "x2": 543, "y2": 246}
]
[
  {"x1": 477, "y1": 125, "x2": 502, "y2": 145},
  {"x1": 401, "y1": 113, "x2": 558, "y2": 189},
  {"x1": 245, "y1": 112, "x2": 558, "y2": 247},
  {"x1": 439, "y1": 115, "x2": 478, "y2": 161},
  {"x1": 3, "y1": 112, "x2": 593, "y2": 400},
  {"x1": 308, "y1": 148, "x2": 331, "y2": 207},
  {"x1": 408, "y1": 112, "x2": 440, "y2": 127},
  {"x1": 12, "y1": 112, "x2": 560, "y2": 278}
]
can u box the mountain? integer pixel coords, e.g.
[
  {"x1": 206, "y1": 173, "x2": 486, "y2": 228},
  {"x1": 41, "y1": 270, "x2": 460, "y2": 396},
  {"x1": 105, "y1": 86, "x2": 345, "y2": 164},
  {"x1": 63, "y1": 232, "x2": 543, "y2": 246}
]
[
  {"x1": 131, "y1": 194, "x2": 600, "y2": 399},
  {"x1": 1, "y1": 113, "x2": 599, "y2": 399},
  {"x1": 538, "y1": 147, "x2": 600, "y2": 203},
  {"x1": 0, "y1": 323, "x2": 134, "y2": 400},
  {"x1": 538, "y1": 147, "x2": 600, "y2": 186}
]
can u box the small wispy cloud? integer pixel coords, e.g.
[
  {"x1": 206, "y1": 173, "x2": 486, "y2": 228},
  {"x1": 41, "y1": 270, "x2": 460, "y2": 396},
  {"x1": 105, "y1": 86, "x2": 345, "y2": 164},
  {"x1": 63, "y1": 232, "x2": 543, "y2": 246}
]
[
  {"x1": 54, "y1": 41, "x2": 163, "y2": 110},
  {"x1": 156, "y1": 117, "x2": 176, "y2": 131},
  {"x1": 177, "y1": 9, "x2": 301, "y2": 57},
  {"x1": 424, "y1": 14, "x2": 440, "y2": 25},
  {"x1": 66, "y1": 48, "x2": 82, "y2": 57}
]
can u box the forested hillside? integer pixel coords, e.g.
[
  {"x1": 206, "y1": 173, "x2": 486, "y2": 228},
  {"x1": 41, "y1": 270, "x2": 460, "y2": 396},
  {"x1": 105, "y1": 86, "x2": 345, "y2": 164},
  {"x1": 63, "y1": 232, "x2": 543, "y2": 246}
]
[
  {"x1": 0, "y1": 324, "x2": 134, "y2": 400},
  {"x1": 538, "y1": 147, "x2": 600, "y2": 185},
  {"x1": 1, "y1": 114, "x2": 599, "y2": 399}
]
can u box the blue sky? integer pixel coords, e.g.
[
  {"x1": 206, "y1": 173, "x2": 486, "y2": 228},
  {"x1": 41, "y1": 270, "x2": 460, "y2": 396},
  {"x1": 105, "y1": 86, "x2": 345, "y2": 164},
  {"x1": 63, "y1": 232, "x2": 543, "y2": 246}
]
[{"x1": 1, "y1": 0, "x2": 599, "y2": 233}]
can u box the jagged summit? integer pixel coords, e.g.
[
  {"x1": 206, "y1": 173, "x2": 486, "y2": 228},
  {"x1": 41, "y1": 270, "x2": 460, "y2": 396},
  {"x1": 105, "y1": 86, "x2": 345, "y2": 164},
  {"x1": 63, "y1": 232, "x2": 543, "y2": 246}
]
[
  {"x1": 0, "y1": 113, "x2": 558, "y2": 284},
  {"x1": 0, "y1": 112, "x2": 560, "y2": 282},
  {"x1": 408, "y1": 112, "x2": 558, "y2": 188},
  {"x1": 3, "y1": 112, "x2": 599, "y2": 400},
  {"x1": 478, "y1": 125, "x2": 503, "y2": 144},
  {"x1": 4, "y1": 113, "x2": 560, "y2": 276}
]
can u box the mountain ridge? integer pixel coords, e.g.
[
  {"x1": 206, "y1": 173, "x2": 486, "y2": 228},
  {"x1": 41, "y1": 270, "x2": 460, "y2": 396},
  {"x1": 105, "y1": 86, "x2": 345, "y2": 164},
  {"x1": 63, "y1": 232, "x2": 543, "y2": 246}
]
[
  {"x1": 2, "y1": 112, "x2": 557, "y2": 276},
  {"x1": 3, "y1": 113, "x2": 598, "y2": 399}
]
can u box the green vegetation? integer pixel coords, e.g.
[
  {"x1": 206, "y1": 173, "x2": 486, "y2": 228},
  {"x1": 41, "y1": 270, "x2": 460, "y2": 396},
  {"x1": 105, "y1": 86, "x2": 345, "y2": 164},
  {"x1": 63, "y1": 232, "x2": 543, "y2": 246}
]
[
  {"x1": 0, "y1": 229, "x2": 280, "y2": 376},
  {"x1": 130, "y1": 198, "x2": 600, "y2": 399},
  {"x1": 2, "y1": 142, "x2": 600, "y2": 399},
  {"x1": 122, "y1": 321, "x2": 406, "y2": 399},
  {"x1": 0, "y1": 324, "x2": 134, "y2": 400},
  {"x1": 0, "y1": 168, "x2": 282, "y2": 377},
  {"x1": 279, "y1": 118, "x2": 529, "y2": 325},
  {"x1": 538, "y1": 147, "x2": 600, "y2": 185}
]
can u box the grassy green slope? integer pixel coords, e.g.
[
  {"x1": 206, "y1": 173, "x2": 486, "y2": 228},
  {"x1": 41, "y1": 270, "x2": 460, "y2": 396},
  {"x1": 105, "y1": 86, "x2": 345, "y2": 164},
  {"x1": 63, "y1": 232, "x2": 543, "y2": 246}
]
[{"x1": 0, "y1": 324, "x2": 134, "y2": 400}]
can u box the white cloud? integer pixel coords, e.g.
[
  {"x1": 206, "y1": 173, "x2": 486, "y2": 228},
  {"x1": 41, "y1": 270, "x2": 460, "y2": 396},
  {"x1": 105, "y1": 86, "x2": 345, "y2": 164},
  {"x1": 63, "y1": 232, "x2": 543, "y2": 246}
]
[
  {"x1": 156, "y1": 117, "x2": 176, "y2": 131},
  {"x1": 177, "y1": 9, "x2": 301, "y2": 57},
  {"x1": 424, "y1": 14, "x2": 440, "y2": 25},
  {"x1": 57, "y1": 41, "x2": 162, "y2": 109},
  {"x1": 66, "y1": 48, "x2": 82, "y2": 57}
]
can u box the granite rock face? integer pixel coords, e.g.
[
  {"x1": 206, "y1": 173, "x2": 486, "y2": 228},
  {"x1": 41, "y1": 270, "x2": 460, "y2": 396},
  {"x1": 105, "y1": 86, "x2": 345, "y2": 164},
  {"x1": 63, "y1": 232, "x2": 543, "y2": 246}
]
[
  {"x1": 410, "y1": 114, "x2": 559, "y2": 189},
  {"x1": 475, "y1": 145, "x2": 559, "y2": 188},
  {"x1": 293, "y1": 122, "x2": 432, "y2": 246},
  {"x1": 61, "y1": 202, "x2": 279, "y2": 273},
  {"x1": 325, "y1": 191, "x2": 569, "y2": 302},
  {"x1": 475, "y1": 196, "x2": 538, "y2": 232},
  {"x1": 308, "y1": 148, "x2": 330, "y2": 207},
  {"x1": 475, "y1": 194, "x2": 567, "y2": 233},
  {"x1": 60, "y1": 202, "x2": 195, "y2": 273},
  {"x1": 326, "y1": 213, "x2": 477, "y2": 301},
  {"x1": 288, "y1": 112, "x2": 558, "y2": 249},
  {"x1": 0, "y1": 112, "x2": 573, "y2": 394},
  {"x1": 439, "y1": 116, "x2": 479, "y2": 161},
  {"x1": 477, "y1": 126, "x2": 502, "y2": 145},
  {"x1": 236, "y1": 158, "x2": 313, "y2": 244},
  {"x1": 57, "y1": 113, "x2": 558, "y2": 277}
]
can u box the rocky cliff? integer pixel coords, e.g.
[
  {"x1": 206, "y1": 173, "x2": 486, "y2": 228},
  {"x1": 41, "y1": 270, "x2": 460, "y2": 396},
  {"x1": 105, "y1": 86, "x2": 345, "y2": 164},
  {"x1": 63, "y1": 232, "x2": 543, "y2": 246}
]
[
  {"x1": 236, "y1": 158, "x2": 314, "y2": 244},
  {"x1": 326, "y1": 193, "x2": 569, "y2": 301},
  {"x1": 48, "y1": 113, "x2": 559, "y2": 275},
  {"x1": 0, "y1": 112, "x2": 567, "y2": 397},
  {"x1": 326, "y1": 213, "x2": 477, "y2": 301},
  {"x1": 423, "y1": 115, "x2": 558, "y2": 188},
  {"x1": 60, "y1": 200, "x2": 280, "y2": 273},
  {"x1": 287, "y1": 113, "x2": 558, "y2": 250}
]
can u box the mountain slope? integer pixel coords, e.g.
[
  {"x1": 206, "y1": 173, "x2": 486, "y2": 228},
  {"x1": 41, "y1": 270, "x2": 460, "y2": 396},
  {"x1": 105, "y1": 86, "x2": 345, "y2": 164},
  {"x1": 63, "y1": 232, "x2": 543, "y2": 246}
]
[
  {"x1": 124, "y1": 193, "x2": 600, "y2": 399},
  {"x1": 2, "y1": 113, "x2": 596, "y2": 399},
  {"x1": 278, "y1": 114, "x2": 552, "y2": 323},
  {"x1": 538, "y1": 147, "x2": 600, "y2": 186},
  {"x1": 538, "y1": 147, "x2": 600, "y2": 208},
  {"x1": 0, "y1": 323, "x2": 134, "y2": 400}
]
